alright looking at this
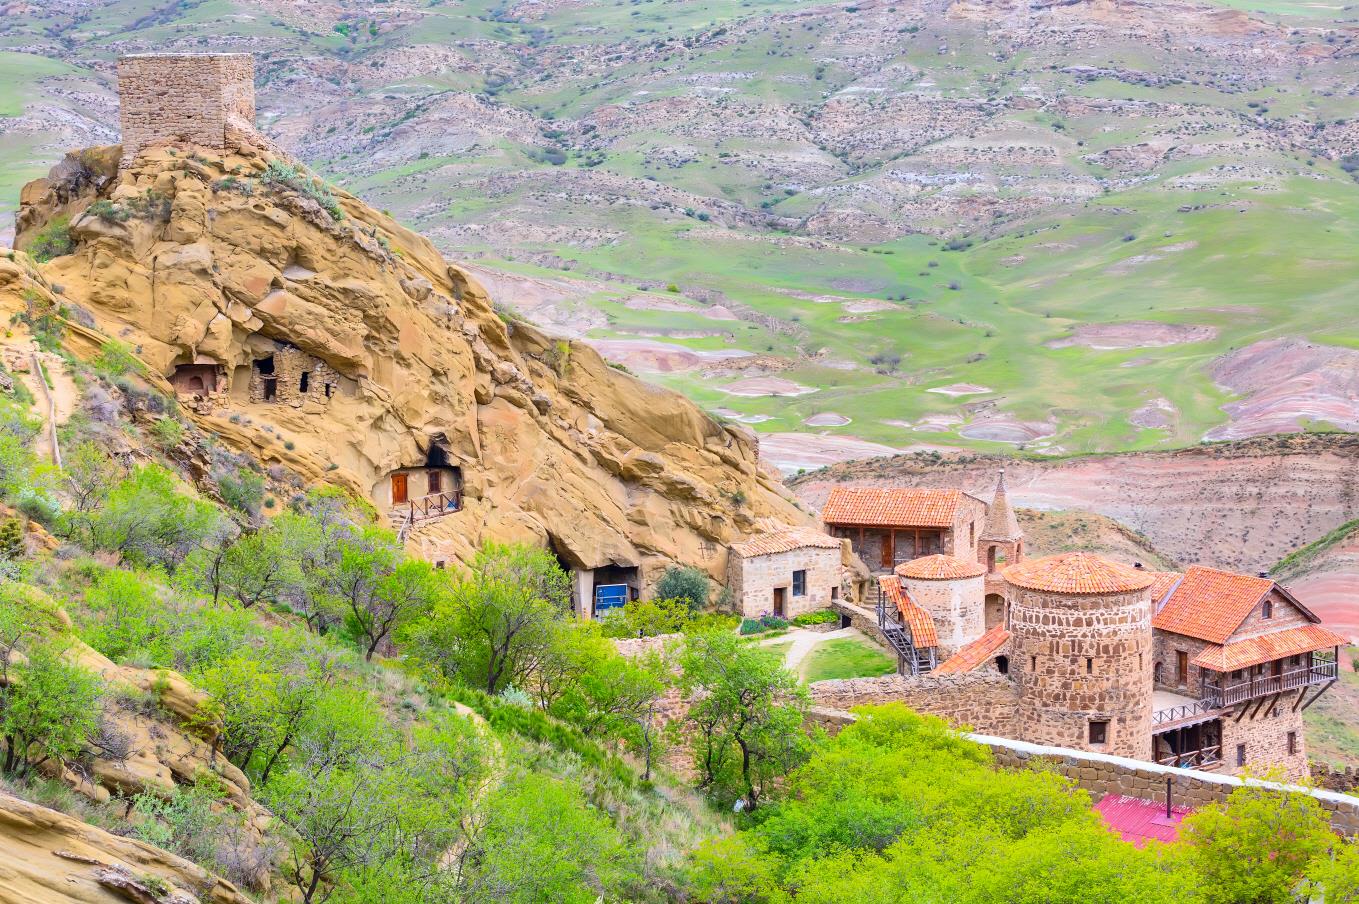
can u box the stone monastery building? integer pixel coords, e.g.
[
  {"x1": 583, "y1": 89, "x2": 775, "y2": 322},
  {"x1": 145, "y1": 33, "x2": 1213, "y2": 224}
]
[{"x1": 815, "y1": 473, "x2": 1347, "y2": 781}]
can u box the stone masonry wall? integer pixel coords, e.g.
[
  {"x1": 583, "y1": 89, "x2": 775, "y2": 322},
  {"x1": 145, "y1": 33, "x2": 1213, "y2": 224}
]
[
  {"x1": 1221, "y1": 700, "x2": 1309, "y2": 782},
  {"x1": 1011, "y1": 584, "x2": 1154, "y2": 758},
  {"x1": 807, "y1": 672, "x2": 1020, "y2": 736},
  {"x1": 902, "y1": 574, "x2": 984, "y2": 657},
  {"x1": 729, "y1": 545, "x2": 840, "y2": 618},
  {"x1": 118, "y1": 54, "x2": 255, "y2": 163}
]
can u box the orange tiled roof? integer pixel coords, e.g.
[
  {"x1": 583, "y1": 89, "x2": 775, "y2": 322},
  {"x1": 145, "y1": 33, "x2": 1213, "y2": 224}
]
[
  {"x1": 935, "y1": 624, "x2": 1011, "y2": 675},
  {"x1": 878, "y1": 576, "x2": 938, "y2": 648},
  {"x1": 895, "y1": 554, "x2": 986, "y2": 581},
  {"x1": 1152, "y1": 565, "x2": 1274, "y2": 645},
  {"x1": 1003, "y1": 552, "x2": 1155, "y2": 595},
  {"x1": 1146, "y1": 571, "x2": 1183, "y2": 604},
  {"x1": 821, "y1": 486, "x2": 962, "y2": 529},
  {"x1": 1191, "y1": 624, "x2": 1348, "y2": 672},
  {"x1": 731, "y1": 526, "x2": 842, "y2": 558}
]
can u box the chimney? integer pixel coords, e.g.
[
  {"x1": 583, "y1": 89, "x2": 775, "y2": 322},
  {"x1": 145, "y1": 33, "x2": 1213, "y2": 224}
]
[
  {"x1": 1133, "y1": 562, "x2": 1144, "y2": 570},
  {"x1": 1257, "y1": 571, "x2": 1270, "y2": 579}
]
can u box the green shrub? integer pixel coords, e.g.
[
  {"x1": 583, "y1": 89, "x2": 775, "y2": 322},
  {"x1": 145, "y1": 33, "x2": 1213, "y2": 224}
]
[
  {"x1": 27, "y1": 217, "x2": 73, "y2": 263},
  {"x1": 261, "y1": 160, "x2": 344, "y2": 221},
  {"x1": 738, "y1": 614, "x2": 789, "y2": 636},
  {"x1": 151, "y1": 416, "x2": 183, "y2": 448},
  {"x1": 78, "y1": 568, "x2": 171, "y2": 665},
  {"x1": 791, "y1": 609, "x2": 839, "y2": 627},
  {"x1": 87, "y1": 200, "x2": 131, "y2": 224},
  {"x1": 0, "y1": 642, "x2": 102, "y2": 777},
  {"x1": 0, "y1": 518, "x2": 22, "y2": 561},
  {"x1": 654, "y1": 566, "x2": 710, "y2": 611},
  {"x1": 92, "y1": 340, "x2": 139, "y2": 379},
  {"x1": 218, "y1": 467, "x2": 265, "y2": 516}
]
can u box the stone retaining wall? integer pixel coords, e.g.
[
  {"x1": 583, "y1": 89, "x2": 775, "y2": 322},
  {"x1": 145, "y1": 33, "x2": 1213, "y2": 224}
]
[{"x1": 807, "y1": 672, "x2": 1019, "y2": 737}]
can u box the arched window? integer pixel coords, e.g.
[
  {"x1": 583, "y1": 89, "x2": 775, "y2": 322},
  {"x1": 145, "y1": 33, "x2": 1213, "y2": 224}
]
[
  {"x1": 1261, "y1": 599, "x2": 1273, "y2": 620},
  {"x1": 995, "y1": 655, "x2": 1009, "y2": 675}
]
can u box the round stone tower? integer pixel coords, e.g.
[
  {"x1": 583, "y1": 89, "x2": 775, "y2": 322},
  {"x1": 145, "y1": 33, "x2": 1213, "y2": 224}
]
[
  {"x1": 1003, "y1": 552, "x2": 1154, "y2": 758},
  {"x1": 895, "y1": 554, "x2": 986, "y2": 657}
]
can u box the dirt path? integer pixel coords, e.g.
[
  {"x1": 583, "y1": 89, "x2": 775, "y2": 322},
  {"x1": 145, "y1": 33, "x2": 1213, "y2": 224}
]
[{"x1": 3, "y1": 341, "x2": 76, "y2": 466}]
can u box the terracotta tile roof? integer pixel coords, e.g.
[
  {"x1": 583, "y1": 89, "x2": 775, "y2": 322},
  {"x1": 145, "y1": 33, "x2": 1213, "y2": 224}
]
[
  {"x1": 821, "y1": 486, "x2": 961, "y2": 529},
  {"x1": 1151, "y1": 565, "x2": 1274, "y2": 644},
  {"x1": 1190, "y1": 624, "x2": 1349, "y2": 672},
  {"x1": 1094, "y1": 795, "x2": 1192, "y2": 848},
  {"x1": 730, "y1": 526, "x2": 842, "y2": 558},
  {"x1": 1002, "y1": 552, "x2": 1155, "y2": 595},
  {"x1": 934, "y1": 624, "x2": 1010, "y2": 675},
  {"x1": 894, "y1": 554, "x2": 986, "y2": 581},
  {"x1": 878, "y1": 576, "x2": 938, "y2": 648},
  {"x1": 1146, "y1": 571, "x2": 1183, "y2": 603}
]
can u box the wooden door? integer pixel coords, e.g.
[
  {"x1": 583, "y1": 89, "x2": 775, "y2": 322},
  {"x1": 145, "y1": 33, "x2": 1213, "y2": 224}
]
[
  {"x1": 391, "y1": 473, "x2": 408, "y2": 504},
  {"x1": 773, "y1": 587, "x2": 786, "y2": 618},
  {"x1": 881, "y1": 532, "x2": 893, "y2": 570}
]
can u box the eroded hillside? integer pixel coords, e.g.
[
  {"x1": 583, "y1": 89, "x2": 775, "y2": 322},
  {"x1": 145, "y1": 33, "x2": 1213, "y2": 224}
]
[{"x1": 11, "y1": 142, "x2": 805, "y2": 584}]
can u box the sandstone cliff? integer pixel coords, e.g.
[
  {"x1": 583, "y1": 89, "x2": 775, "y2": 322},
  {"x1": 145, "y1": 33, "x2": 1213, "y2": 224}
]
[{"x1": 12, "y1": 144, "x2": 806, "y2": 585}]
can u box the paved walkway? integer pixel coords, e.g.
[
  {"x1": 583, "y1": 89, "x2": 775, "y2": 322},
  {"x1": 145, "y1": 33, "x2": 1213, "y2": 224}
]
[{"x1": 759, "y1": 625, "x2": 862, "y2": 672}]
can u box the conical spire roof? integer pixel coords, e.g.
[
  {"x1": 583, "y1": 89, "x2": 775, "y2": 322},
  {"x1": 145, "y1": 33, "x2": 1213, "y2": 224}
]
[{"x1": 981, "y1": 468, "x2": 1022, "y2": 541}]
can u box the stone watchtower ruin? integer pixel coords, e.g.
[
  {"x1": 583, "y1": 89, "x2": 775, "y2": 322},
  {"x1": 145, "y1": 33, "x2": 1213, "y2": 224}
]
[
  {"x1": 1003, "y1": 552, "x2": 1155, "y2": 759},
  {"x1": 116, "y1": 53, "x2": 256, "y2": 164}
]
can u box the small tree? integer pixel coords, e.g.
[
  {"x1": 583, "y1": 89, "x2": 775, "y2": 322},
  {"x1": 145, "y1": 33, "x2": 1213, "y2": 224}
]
[
  {"x1": 401, "y1": 543, "x2": 571, "y2": 694},
  {"x1": 655, "y1": 565, "x2": 710, "y2": 611},
  {"x1": 1180, "y1": 781, "x2": 1334, "y2": 904},
  {"x1": 347, "y1": 556, "x2": 442, "y2": 661},
  {"x1": 0, "y1": 642, "x2": 102, "y2": 777},
  {"x1": 679, "y1": 630, "x2": 811, "y2": 810}
]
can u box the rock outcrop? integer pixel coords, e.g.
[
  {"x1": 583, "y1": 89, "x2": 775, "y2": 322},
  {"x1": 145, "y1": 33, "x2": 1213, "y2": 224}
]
[
  {"x1": 0, "y1": 791, "x2": 252, "y2": 904},
  {"x1": 12, "y1": 143, "x2": 807, "y2": 585}
]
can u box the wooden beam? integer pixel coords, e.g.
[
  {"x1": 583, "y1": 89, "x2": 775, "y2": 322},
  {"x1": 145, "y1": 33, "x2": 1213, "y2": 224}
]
[
  {"x1": 1301, "y1": 680, "x2": 1338, "y2": 712},
  {"x1": 1233, "y1": 702, "x2": 1250, "y2": 723},
  {"x1": 1291, "y1": 686, "x2": 1308, "y2": 712}
]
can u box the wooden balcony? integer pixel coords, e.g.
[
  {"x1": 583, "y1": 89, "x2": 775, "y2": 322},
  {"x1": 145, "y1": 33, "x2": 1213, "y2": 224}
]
[{"x1": 1202, "y1": 659, "x2": 1338, "y2": 709}]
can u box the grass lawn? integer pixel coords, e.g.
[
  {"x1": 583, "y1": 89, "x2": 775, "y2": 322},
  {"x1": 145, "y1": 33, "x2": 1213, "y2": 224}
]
[
  {"x1": 800, "y1": 636, "x2": 897, "y2": 684},
  {"x1": 1304, "y1": 654, "x2": 1359, "y2": 767}
]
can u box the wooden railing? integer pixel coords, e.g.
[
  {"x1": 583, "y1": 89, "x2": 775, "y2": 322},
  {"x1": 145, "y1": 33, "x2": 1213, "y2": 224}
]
[
  {"x1": 1155, "y1": 744, "x2": 1223, "y2": 770},
  {"x1": 1202, "y1": 659, "x2": 1338, "y2": 709},
  {"x1": 404, "y1": 491, "x2": 462, "y2": 524}
]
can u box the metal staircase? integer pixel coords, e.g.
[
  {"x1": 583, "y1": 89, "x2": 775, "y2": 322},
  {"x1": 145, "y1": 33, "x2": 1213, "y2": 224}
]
[{"x1": 876, "y1": 589, "x2": 935, "y2": 677}]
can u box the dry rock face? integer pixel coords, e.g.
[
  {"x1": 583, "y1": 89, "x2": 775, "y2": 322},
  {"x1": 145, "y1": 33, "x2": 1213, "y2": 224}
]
[
  {"x1": 14, "y1": 142, "x2": 805, "y2": 583},
  {"x1": 0, "y1": 791, "x2": 252, "y2": 904}
]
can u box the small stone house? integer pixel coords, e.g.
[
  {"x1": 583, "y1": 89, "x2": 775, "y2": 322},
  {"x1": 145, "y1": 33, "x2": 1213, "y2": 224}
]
[{"x1": 727, "y1": 527, "x2": 844, "y2": 618}]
